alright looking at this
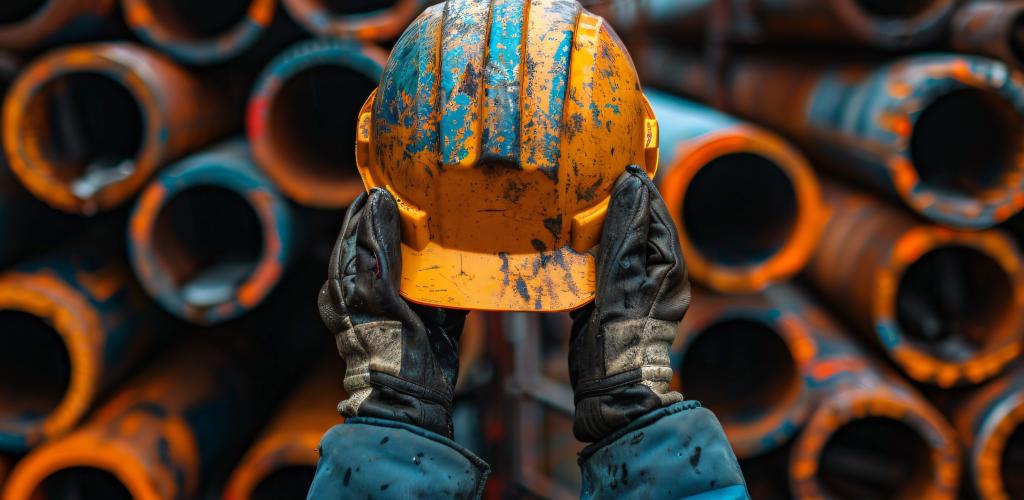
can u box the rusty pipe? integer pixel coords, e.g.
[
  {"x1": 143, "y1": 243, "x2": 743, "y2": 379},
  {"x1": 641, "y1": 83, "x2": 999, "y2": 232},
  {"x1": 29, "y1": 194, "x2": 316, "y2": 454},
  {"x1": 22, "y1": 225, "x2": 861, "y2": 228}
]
[
  {"x1": 803, "y1": 182, "x2": 1024, "y2": 387},
  {"x1": 128, "y1": 140, "x2": 295, "y2": 325},
  {"x1": 1, "y1": 329, "x2": 306, "y2": 500},
  {"x1": 648, "y1": 89, "x2": 825, "y2": 293},
  {"x1": 0, "y1": 0, "x2": 117, "y2": 51},
  {"x1": 0, "y1": 249, "x2": 160, "y2": 452},
  {"x1": 951, "y1": 1, "x2": 1024, "y2": 70},
  {"x1": 223, "y1": 360, "x2": 344, "y2": 500},
  {"x1": 247, "y1": 38, "x2": 386, "y2": 209},
  {"x1": 640, "y1": 47, "x2": 1024, "y2": 230},
  {"x1": 955, "y1": 367, "x2": 1024, "y2": 500},
  {"x1": 3, "y1": 42, "x2": 236, "y2": 215},
  {"x1": 596, "y1": 0, "x2": 956, "y2": 50},
  {"x1": 281, "y1": 0, "x2": 430, "y2": 41},
  {"x1": 122, "y1": 0, "x2": 283, "y2": 65}
]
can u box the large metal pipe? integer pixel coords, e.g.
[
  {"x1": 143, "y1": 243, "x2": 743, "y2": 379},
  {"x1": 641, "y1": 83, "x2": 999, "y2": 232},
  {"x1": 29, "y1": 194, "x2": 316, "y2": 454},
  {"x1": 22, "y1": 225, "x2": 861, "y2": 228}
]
[
  {"x1": 640, "y1": 47, "x2": 1024, "y2": 230},
  {"x1": 648, "y1": 88, "x2": 825, "y2": 293},
  {"x1": 1, "y1": 329, "x2": 308, "y2": 500},
  {"x1": 0, "y1": 0, "x2": 117, "y2": 50},
  {"x1": 951, "y1": 1, "x2": 1024, "y2": 70},
  {"x1": 222, "y1": 360, "x2": 344, "y2": 500},
  {"x1": 122, "y1": 0, "x2": 283, "y2": 65},
  {"x1": 804, "y1": 182, "x2": 1024, "y2": 387},
  {"x1": 247, "y1": 38, "x2": 386, "y2": 209},
  {"x1": 0, "y1": 249, "x2": 160, "y2": 452},
  {"x1": 3, "y1": 43, "x2": 236, "y2": 215},
  {"x1": 281, "y1": 0, "x2": 428, "y2": 41},
  {"x1": 956, "y1": 367, "x2": 1024, "y2": 500},
  {"x1": 777, "y1": 287, "x2": 962, "y2": 500},
  {"x1": 128, "y1": 140, "x2": 294, "y2": 325},
  {"x1": 595, "y1": 0, "x2": 956, "y2": 50}
]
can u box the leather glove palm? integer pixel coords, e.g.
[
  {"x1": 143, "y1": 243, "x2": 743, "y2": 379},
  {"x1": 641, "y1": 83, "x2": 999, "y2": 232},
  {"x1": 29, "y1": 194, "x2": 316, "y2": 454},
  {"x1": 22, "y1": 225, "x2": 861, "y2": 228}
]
[
  {"x1": 570, "y1": 166, "x2": 690, "y2": 442},
  {"x1": 318, "y1": 188, "x2": 465, "y2": 438}
]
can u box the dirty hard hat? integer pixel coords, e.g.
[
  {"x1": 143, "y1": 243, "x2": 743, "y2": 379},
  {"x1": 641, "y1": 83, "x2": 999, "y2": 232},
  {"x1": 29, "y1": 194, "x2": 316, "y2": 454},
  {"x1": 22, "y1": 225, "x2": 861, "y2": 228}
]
[{"x1": 355, "y1": 0, "x2": 659, "y2": 312}]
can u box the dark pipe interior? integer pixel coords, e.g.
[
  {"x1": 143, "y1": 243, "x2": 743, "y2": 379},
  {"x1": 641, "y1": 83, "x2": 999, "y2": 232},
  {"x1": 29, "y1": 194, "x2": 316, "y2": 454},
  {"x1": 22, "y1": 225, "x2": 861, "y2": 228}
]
[
  {"x1": 682, "y1": 153, "x2": 798, "y2": 266},
  {"x1": 33, "y1": 467, "x2": 133, "y2": 500},
  {"x1": 34, "y1": 73, "x2": 143, "y2": 190},
  {"x1": 0, "y1": 0, "x2": 46, "y2": 25},
  {"x1": 153, "y1": 186, "x2": 263, "y2": 302},
  {"x1": 819, "y1": 417, "x2": 932, "y2": 499},
  {"x1": 251, "y1": 465, "x2": 316, "y2": 500},
  {"x1": 144, "y1": 0, "x2": 252, "y2": 38},
  {"x1": 268, "y1": 65, "x2": 376, "y2": 184},
  {"x1": 896, "y1": 245, "x2": 1013, "y2": 361},
  {"x1": 680, "y1": 319, "x2": 798, "y2": 423},
  {"x1": 1012, "y1": 12, "x2": 1024, "y2": 67},
  {"x1": 1003, "y1": 423, "x2": 1024, "y2": 499},
  {"x1": 856, "y1": 0, "x2": 936, "y2": 18},
  {"x1": 911, "y1": 89, "x2": 1023, "y2": 199},
  {"x1": 321, "y1": 0, "x2": 398, "y2": 15},
  {"x1": 0, "y1": 311, "x2": 70, "y2": 427}
]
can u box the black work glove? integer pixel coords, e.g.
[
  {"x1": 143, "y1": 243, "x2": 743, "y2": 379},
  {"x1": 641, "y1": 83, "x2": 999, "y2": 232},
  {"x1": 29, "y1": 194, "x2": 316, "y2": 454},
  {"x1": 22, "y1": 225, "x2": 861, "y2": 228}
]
[
  {"x1": 318, "y1": 188, "x2": 466, "y2": 438},
  {"x1": 570, "y1": 165, "x2": 691, "y2": 443}
]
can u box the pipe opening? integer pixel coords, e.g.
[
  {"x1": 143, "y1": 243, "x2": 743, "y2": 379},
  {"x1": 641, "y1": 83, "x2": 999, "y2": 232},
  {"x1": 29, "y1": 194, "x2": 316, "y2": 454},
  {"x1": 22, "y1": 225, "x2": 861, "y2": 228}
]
[
  {"x1": 680, "y1": 319, "x2": 799, "y2": 424},
  {"x1": 320, "y1": 0, "x2": 399, "y2": 15},
  {"x1": 682, "y1": 153, "x2": 797, "y2": 266},
  {"x1": 0, "y1": 1, "x2": 46, "y2": 25},
  {"x1": 896, "y1": 245, "x2": 1014, "y2": 361},
  {"x1": 819, "y1": 417, "x2": 932, "y2": 499},
  {"x1": 142, "y1": 0, "x2": 253, "y2": 39},
  {"x1": 855, "y1": 0, "x2": 936, "y2": 18},
  {"x1": 1011, "y1": 12, "x2": 1024, "y2": 68},
  {"x1": 911, "y1": 88, "x2": 1023, "y2": 200},
  {"x1": 267, "y1": 65, "x2": 376, "y2": 187},
  {"x1": 31, "y1": 467, "x2": 133, "y2": 500},
  {"x1": 1003, "y1": 423, "x2": 1024, "y2": 499},
  {"x1": 153, "y1": 186, "x2": 263, "y2": 308},
  {"x1": 251, "y1": 465, "x2": 316, "y2": 500},
  {"x1": 26, "y1": 72, "x2": 143, "y2": 199},
  {"x1": 0, "y1": 311, "x2": 70, "y2": 428}
]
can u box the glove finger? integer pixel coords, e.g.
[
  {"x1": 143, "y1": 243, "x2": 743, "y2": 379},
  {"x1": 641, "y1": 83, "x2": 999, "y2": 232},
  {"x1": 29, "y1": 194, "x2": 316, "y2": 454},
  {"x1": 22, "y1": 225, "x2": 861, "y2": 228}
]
[
  {"x1": 319, "y1": 191, "x2": 370, "y2": 333},
  {"x1": 593, "y1": 166, "x2": 652, "y2": 323},
  {"x1": 641, "y1": 172, "x2": 691, "y2": 322}
]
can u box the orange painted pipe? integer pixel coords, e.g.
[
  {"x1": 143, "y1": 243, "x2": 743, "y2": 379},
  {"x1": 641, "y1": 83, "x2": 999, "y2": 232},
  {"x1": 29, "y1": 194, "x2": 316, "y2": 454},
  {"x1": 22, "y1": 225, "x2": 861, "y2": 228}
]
[
  {"x1": 0, "y1": 250, "x2": 159, "y2": 453},
  {"x1": 3, "y1": 42, "x2": 235, "y2": 214},
  {"x1": 951, "y1": 1, "x2": 1024, "y2": 70},
  {"x1": 247, "y1": 38, "x2": 387, "y2": 208},
  {"x1": 956, "y1": 367, "x2": 1024, "y2": 500},
  {"x1": 0, "y1": 0, "x2": 116, "y2": 50},
  {"x1": 281, "y1": 0, "x2": 429, "y2": 41},
  {"x1": 223, "y1": 360, "x2": 344, "y2": 500},
  {"x1": 648, "y1": 88, "x2": 825, "y2": 293},
  {"x1": 804, "y1": 182, "x2": 1024, "y2": 388},
  {"x1": 2, "y1": 331, "x2": 300, "y2": 500}
]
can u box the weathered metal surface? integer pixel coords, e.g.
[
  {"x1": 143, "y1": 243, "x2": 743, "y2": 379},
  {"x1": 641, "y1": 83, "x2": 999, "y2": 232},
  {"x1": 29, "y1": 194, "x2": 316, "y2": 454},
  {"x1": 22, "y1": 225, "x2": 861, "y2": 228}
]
[
  {"x1": 223, "y1": 360, "x2": 344, "y2": 500},
  {"x1": 951, "y1": 1, "x2": 1024, "y2": 70},
  {"x1": 0, "y1": 0, "x2": 117, "y2": 50},
  {"x1": 122, "y1": 0, "x2": 280, "y2": 65},
  {"x1": 0, "y1": 248, "x2": 159, "y2": 453},
  {"x1": 955, "y1": 367, "x2": 1024, "y2": 500},
  {"x1": 0, "y1": 328, "x2": 307, "y2": 500},
  {"x1": 804, "y1": 182, "x2": 1024, "y2": 387},
  {"x1": 640, "y1": 46, "x2": 1024, "y2": 230},
  {"x1": 281, "y1": 0, "x2": 430, "y2": 41},
  {"x1": 128, "y1": 139, "x2": 294, "y2": 325},
  {"x1": 247, "y1": 38, "x2": 387, "y2": 208},
  {"x1": 649, "y1": 88, "x2": 825, "y2": 293},
  {"x1": 357, "y1": 0, "x2": 658, "y2": 311},
  {"x1": 3, "y1": 42, "x2": 235, "y2": 214},
  {"x1": 595, "y1": 0, "x2": 955, "y2": 50}
]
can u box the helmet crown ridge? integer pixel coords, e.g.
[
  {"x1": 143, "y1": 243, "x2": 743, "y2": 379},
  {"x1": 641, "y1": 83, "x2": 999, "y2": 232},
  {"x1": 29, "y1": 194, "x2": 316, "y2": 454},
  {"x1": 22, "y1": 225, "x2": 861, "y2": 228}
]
[{"x1": 355, "y1": 0, "x2": 659, "y2": 312}]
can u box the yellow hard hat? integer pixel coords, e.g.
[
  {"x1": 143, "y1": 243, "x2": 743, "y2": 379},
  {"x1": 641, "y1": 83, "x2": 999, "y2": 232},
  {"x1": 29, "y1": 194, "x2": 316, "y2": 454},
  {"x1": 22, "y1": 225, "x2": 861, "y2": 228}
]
[{"x1": 355, "y1": 0, "x2": 659, "y2": 312}]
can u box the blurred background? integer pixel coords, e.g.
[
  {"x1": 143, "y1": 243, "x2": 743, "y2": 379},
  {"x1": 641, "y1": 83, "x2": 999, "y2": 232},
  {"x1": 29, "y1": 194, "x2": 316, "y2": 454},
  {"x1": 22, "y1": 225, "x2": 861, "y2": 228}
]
[{"x1": 0, "y1": 0, "x2": 1022, "y2": 499}]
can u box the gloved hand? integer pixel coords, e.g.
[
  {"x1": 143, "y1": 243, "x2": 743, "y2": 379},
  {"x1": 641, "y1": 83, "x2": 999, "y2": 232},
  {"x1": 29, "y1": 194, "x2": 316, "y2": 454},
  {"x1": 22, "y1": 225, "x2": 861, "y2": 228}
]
[
  {"x1": 570, "y1": 165, "x2": 690, "y2": 442},
  {"x1": 318, "y1": 188, "x2": 466, "y2": 438}
]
